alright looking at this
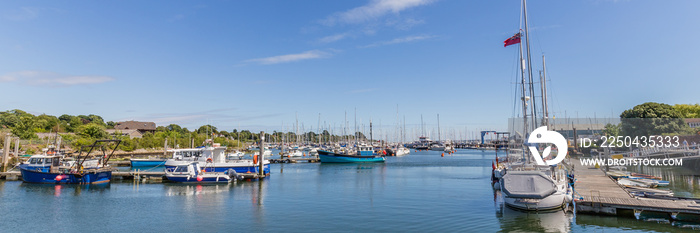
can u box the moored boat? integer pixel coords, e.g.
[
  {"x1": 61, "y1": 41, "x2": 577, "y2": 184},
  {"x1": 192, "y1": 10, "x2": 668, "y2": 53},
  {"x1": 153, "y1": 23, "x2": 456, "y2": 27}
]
[
  {"x1": 130, "y1": 158, "x2": 167, "y2": 167},
  {"x1": 19, "y1": 139, "x2": 121, "y2": 184},
  {"x1": 318, "y1": 145, "x2": 385, "y2": 163},
  {"x1": 165, "y1": 162, "x2": 240, "y2": 183},
  {"x1": 165, "y1": 141, "x2": 270, "y2": 175}
]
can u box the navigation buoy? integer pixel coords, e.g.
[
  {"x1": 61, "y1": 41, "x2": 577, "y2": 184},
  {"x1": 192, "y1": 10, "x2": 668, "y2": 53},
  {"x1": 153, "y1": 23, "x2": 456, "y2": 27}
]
[{"x1": 441, "y1": 153, "x2": 444, "y2": 157}]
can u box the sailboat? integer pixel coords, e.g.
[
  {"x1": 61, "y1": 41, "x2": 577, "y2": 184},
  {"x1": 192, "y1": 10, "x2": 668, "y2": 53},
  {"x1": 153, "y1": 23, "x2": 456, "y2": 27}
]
[{"x1": 496, "y1": 0, "x2": 572, "y2": 211}]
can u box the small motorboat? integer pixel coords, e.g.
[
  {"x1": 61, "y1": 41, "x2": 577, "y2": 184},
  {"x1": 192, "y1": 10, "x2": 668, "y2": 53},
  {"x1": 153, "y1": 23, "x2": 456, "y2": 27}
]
[{"x1": 165, "y1": 162, "x2": 241, "y2": 183}]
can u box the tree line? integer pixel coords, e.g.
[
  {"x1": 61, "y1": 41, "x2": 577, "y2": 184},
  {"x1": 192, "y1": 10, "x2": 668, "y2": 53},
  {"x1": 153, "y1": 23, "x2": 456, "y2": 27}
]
[{"x1": 0, "y1": 109, "x2": 369, "y2": 153}]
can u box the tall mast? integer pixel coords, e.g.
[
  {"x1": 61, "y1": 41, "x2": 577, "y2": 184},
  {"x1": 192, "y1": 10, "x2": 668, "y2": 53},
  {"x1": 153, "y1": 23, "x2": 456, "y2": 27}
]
[
  {"x1": 354, "y1": 108, "x2": 357, "y2": 145},
  {"x1": 420, "y1": 114, "x2": 424, "y2": 137},
  {"x1": 541, "y1": 55, "x2": 550, "y2": 128},
  {"x1": 437, "y1": 114, "x2": 441, "y2": 143},
  {"x1": 318, "y1": 113, "x2": 321, "y2": 145},
  {"x1": 523, "y1": 0, "x2": 538, "y2": 130},
  {"x1": 518, "y1": 36, "x2": 528, "y2": 143}
]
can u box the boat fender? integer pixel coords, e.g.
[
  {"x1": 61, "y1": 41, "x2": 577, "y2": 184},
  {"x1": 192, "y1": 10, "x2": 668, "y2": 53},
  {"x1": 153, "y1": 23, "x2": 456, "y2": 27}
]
[
  {"x1": 253, "y1": 154, "x2": 258, "y2": 164},
  {"x1": 196, "y1": 176, "x2": 203, "y2": 182}
]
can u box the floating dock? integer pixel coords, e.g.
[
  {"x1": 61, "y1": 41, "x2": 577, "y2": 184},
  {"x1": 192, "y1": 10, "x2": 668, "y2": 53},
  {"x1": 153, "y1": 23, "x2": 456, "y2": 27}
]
[
  {"x1": 0, "y1": 170, "x2": 266, "y2": 181},
  {"x1": 572, "y1": 158, "x2": 700, "y2": 221},
  {"x1": 269, "y1": 158, "x2": 319, "y2": 163}
]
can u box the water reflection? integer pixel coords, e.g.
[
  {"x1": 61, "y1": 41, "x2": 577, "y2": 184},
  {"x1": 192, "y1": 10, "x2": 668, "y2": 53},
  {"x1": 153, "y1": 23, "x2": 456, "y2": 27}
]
[
  {"x1": 494, "y1": 190, "x2": 572, "y2": 232},
  {"x1": 576, "y1": 214, "x2": 700, "y2": 231},
  {"x1": 19, "y1": 182, "x2": 110, "y2": 197},
  {"x1": 163, "y1": 183, "x2": 232, "y2": 196}
]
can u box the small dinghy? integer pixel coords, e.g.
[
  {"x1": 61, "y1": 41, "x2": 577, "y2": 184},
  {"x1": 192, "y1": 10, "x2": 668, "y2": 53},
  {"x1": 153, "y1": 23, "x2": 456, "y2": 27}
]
[{"x1": 617, "y1": 178, "x2": 652, "y2": 188}]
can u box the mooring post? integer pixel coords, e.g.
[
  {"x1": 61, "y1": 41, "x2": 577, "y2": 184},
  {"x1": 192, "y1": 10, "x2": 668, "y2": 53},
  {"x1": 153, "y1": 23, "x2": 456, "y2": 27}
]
[
  {"x1": 2, "y1": 134, "x2": 11, "y2": 172},
  {"x1": 259, "y1": 131, "x2": 265, "y2": 177},
  {"x1": 14, "y1": 138, "x2": 19, "y2": 158}
]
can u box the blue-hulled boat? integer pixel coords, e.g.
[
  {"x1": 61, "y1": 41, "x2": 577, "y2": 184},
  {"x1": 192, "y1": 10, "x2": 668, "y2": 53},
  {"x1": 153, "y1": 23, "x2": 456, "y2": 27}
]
[
  {"x1": 165, "y1": 162, "x2": 240, "y2": 183},
  {"x1": 130, "y1": 158, "x2": 167, "y2": 167},
  {"x1": 318, "y1": 145, "x2": 385, "y2": 163},
  {"x1": 19, "y1": 139, "x2": 121, "y2": 184},
  {"x1": 164, "y1": 142, "x2": 270, "y2": 175}
]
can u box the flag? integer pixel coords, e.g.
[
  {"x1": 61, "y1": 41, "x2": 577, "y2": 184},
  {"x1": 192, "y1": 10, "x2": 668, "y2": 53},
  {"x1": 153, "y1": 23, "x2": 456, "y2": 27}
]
[{"x1": 503, "y1": 32, "x2": 521, "y2": 47}]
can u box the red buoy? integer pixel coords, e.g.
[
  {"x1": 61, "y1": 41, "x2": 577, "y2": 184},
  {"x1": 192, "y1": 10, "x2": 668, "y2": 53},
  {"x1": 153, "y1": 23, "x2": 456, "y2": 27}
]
[{"x1": 196, "y1": 176, "x2": 203, "y2": 182}]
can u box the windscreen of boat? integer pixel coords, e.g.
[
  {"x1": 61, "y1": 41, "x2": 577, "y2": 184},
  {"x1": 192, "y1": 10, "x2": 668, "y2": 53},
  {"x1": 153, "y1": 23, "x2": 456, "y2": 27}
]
[{"x1": 174, "y1": 166, "x2": 188, "y2": 173}]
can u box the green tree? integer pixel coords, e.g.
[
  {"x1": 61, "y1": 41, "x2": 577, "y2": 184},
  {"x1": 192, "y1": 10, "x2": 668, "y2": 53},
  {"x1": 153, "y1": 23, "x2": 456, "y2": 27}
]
[
  {"x1": 77, "y1": 123, "x2": 108, "y2": 138},
  {"x1": 602, "y1": 123, "x2": 620, "y2": 137},
  {"x1": 673, "y1": 104, "x2": 700, "y2": 118},
  {"x1": 620, "y1": 102, "x2": 691, "y2": 137},
  {"x1": 196, "y1": 125, "x2": 218, "y2": 135}
]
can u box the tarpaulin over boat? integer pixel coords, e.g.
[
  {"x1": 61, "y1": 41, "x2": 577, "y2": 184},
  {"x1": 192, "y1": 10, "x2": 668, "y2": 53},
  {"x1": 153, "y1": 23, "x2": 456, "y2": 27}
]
[{"x1": 501, "y1": 171, "x2": 556, "y2": 199}]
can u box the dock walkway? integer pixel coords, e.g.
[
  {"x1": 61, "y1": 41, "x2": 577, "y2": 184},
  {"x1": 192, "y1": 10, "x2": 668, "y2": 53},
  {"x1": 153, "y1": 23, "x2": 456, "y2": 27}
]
[{"x1": 572, "y1": 158, "x2": 700, "y2": 220}]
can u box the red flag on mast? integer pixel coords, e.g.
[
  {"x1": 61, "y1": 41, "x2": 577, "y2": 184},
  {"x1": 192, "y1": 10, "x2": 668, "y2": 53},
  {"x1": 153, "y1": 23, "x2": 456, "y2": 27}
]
[{"x1": 503, "y1": 32, "x2": 521, "y2": 47}]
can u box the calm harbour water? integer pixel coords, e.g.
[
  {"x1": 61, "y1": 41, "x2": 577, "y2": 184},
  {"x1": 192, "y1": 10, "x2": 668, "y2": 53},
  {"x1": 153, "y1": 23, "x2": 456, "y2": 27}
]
[{"x1": 1, "y1": 150, "x2": 699, "y2": 232}]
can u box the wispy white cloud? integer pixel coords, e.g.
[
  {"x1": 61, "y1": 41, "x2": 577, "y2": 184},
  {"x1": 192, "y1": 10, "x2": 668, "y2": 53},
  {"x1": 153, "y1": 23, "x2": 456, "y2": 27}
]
[
  {"x1": 0, "y1": 71, "x2": 115, "y2": 86},
  {"x1": 359, "y1": 34, "x2": 435, "y2": 48},
  {"x1": 319, "y1": 33, "x2": 350, "y2": 43},
  {"x1": 387, "y1": 18, "x2": 425, "y2": 30},
  {"x1": 245, "y1": 50, "x2": 332, "y2": 65},
  {"x1": 322, "y1": 0, "x2": 436, "y2": 26}
]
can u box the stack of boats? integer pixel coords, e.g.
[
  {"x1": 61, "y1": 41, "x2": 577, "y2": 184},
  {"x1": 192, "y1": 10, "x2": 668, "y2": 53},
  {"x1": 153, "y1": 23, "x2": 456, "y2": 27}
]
[
  {"x1": 606, "y1": 170, "x2": 672, "y2": 197},
  {"x1": 163, "y1": 140, "x2": 270, "y2": 183}
]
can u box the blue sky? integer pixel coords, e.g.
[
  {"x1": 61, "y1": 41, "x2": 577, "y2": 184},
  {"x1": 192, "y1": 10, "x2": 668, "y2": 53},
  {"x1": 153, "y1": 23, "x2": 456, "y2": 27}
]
[{"x1": 0, "y1": 0, "x2": 698, "y2": 140}]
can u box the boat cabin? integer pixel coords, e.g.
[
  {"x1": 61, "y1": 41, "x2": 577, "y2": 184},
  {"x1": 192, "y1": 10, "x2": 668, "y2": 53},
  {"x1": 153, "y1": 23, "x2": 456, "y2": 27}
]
[
  {"x1": 170, "y1": 147, "x2": 227, "y2": 163},
  {"x1": 357, "y1": 145, "x2": 374, "y2": 156},
  {"x1": 24, "y1": 155, "x2": 62, "y2": 173}
]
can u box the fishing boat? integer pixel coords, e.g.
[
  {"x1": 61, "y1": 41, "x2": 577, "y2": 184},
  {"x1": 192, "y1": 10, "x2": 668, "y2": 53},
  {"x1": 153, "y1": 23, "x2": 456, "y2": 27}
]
[
  {"x1": 165, "y1": 162, "x2": 240, "y2": 183},
  {"x1": 318, "y1": 145, "x2": 385, "y2": 163},
  {"x1": 19, "y1": 140, "x2": 121, "y2": 184}
]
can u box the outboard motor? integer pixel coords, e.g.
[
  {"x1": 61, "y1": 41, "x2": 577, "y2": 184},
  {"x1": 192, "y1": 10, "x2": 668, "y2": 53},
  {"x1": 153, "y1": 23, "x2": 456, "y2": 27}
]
[{"x1": 384, "y1": 148, "x2": 395, "y2": 156}]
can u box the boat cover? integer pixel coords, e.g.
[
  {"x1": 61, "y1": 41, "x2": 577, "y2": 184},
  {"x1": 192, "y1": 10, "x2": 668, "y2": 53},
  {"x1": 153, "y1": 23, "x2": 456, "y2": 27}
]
[{"x1": 501, "y1": 171, "x2": 556, "y2": 199}]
